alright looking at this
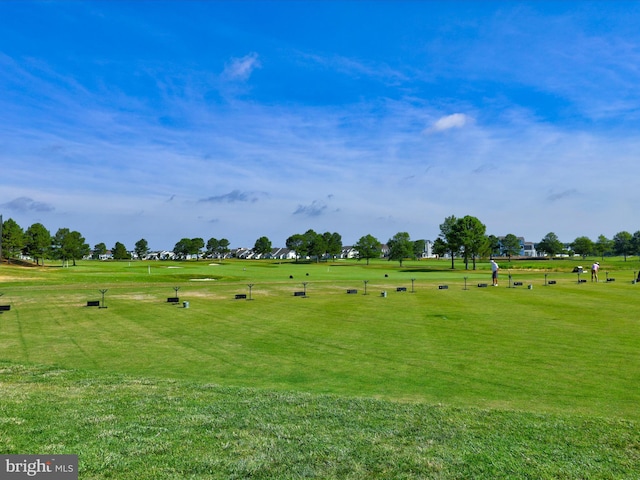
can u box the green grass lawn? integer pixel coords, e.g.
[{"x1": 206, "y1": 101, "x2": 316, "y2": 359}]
[
  {"x1": 2, "y1": 362, "x2": 638, "y2": 479},
  {"x1": 1, "y1": 257, "x2": 639, "y2": 478}
]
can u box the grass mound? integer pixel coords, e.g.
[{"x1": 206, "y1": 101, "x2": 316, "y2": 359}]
[{"x1": 2, "y1": 362, "x2": 638, "y2": 479}]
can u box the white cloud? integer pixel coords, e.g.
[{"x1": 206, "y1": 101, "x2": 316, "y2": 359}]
[
  {"x1": 222, "y1": 53, "x2": 261, "y2": 81},
  {"x1": 427, "y1": 113, "x2": 471, "y2": 133}
]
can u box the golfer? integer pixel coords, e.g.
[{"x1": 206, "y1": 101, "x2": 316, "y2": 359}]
[
  {"x1": 591, "y1": 262, "x2": 600, "y2": 282},
  {"x1": 491, "y1": 259, "x2": 499, "y2": 286}
]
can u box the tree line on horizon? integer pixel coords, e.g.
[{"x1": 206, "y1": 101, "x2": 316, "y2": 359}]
[{"x1": 1, "y1": 216, "x2": 639, "y2": 269}]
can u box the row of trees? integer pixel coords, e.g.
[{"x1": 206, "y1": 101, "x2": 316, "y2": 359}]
[
  {"x1": 538, "y1": 232, "x2": 640, "y2": 261},
  {"x1": 433, "y1": 216, "x2": 640, "y2": 268},
  {"x1": 282, "y1": 218, "x2": 487, "y2": 268},
  {"x1": 2, "y1": 216, "x2": 640, "y2": 268},
  {"x1": 285, "y1": 230, "x2": 342, "y2": 262},
  {"x1": 0, "y1": 218, "x2": 140, "y2": 264},
  {"x1": 172, "y1": 237, "x2": 231, "y2": 260},
  {"x1": 1, "y1": 219, "x2": 91, "y2": 266}
]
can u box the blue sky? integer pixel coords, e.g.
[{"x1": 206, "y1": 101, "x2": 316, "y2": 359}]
[{"x1": 2, "y1": 1, "x2": 639, "y2": 250}]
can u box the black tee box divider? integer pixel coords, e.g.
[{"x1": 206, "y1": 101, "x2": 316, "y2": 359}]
[
  {"x1": 167, "y1": 297, "x2": 180, "y2": 303},
  {"x1": 235, "y1": 294, "x2": 247, "y2": 299},
  {"x1": 438, "y1": 285, "x2": 448, "y2": 290},
  {"x1": 293, "y1": 291, "x2": 306, "y2": 297},
  {"x1": 396, "y1": 287, "x2": 407, "y2": 292},
  {"x1": 86, "y1": 300, "x2": 100, "y2": 307},
  {"x1": 478, "y1": 283, "x2": 488, "y2": 288},
  {"x1": 0, "y1": 305, "x2": 11, "y2": 311},
  {"x1": 346, "y1": 289, "x2": 358, "y2": 294}
]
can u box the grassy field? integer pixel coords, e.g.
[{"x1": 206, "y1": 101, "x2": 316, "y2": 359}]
[
  {"x1": 2, "y1": 362, "x2": 638, "y2": 479},
  {"x1": 1, "y1": 257, "x2": 639, "y2": 478}
]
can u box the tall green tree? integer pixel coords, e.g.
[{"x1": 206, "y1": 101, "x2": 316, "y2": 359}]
[
  {"x1": 253, "y1": 236, "x2": 272, "y2": 257},
  {"x1": 286, "y1": 234, "x2": 306, "y2": 262},
  {"x1": 93, "y1": 242, "x2": 107, "y2": 260},
  {"x1": 323, "y1": 232, "x2": 343, "y2": 260},
  {"x1": 594, "y1": 235, "x2": 612, "y2": 260},
  {"x1": 387, "y1": 231, "x2": 414, "y2": 267},
  {"x1": 413, "y1": 239, "x2": 426, "y2": 258},
  {"x1": 439, "y1": 215, "x2": 461, "y2": 269},
  {"x1": 1, "y1": 218, "x2": 24, "y2": 261},
  {"x1": 501, "y1": 234, "x2": 521, "y2": 261},
  {"x1": 191, "y1": 238, "x2": 205, "y2": 260},
  {"x1": 571, "y1": 236, "x2": 594, "y2": 260},
  {"x1": 52, "y1": 228, "x2": 90, "y2": 266},
  {"x1": 112, "y1": 242, "x2": 130, "y2": 260},
  {"x1": 135, "y1": 238, "x2": 150, "y2": 260},
  {"x1": 173, "y1": 238, "x2": 192, "y2": 259},
  {"x1": 206, "y1": 238, "x2": 220, "y2": 258},
  {"x1": 612, "y1": 231, "x2": 633, "y2": 261},
  {"x1": 305, "y1": 229, "x2": 326, "y2": 262},
  {"x1": 24, "y1": 223, "x2": 51, "y2": 266},
  {"x1": 486, "y1": 234, "x2": 501, "y2": 259},
  {"x1": 536, "y1": 232, "x2": 563, "y2": 257},
  {"x1": 69, "y1": 230, "x2": 90, "y2": 264},
  {"x1": 431, "y1": 237, "x2": 448, "y2": 258},
  {"x1": 456, "y1": 216, "x2": 487, "y2": 270},
  {"x1": 354, "y1": 234, "x2": 381, "y2": 265},
  {"x1": 217, "y1": 238, "x2": 230, "y2": 258},
  {"x1": 632, "y1": 231, "x2": 640, "y2": 257}
]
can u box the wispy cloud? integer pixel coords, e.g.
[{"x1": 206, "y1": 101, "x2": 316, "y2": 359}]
[
  {"x1": 222, "y1": 53, "x2": 261, "y2": 82},
  {"x1": 472, "y1": 163, "x2": 496, "y2": 174},
  {"x1": 546, "y1": 189, "x2": 579, "y2": 202},
  {"x1": 298, "y1": 51, "x2": 406, "y2": 85},
  {"x1": 199, "y1": 190, "x2": 264, "y2": 204},
  {"x1": 293, "y1": 200, "x2": 328, "y2": 217},
  {"x1": 1, "y1": 197, "x2": 55, "y2": 213},
  {"x1": 426, "y1": 113, "x2": 471, "y2": 133}
]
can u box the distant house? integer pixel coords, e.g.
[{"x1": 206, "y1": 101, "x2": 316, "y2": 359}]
[
  {"x1": 340, "y1": 246, "x2": 359, "y2": 259},
  {"x1": 523, "y1": 242, "x2": 537, "y2": 257},
  {"x1": 266, "y1": 248, "x2": 296, "y2": 260},
  {"x1": 416, "y1": 240, "x2": 435, "y2": 258},
  {"x1": 227, "y1": 247, "x2": 297, "y2": 260},
  {"x1": 234, "y1": 248, "x2": 252, "y2": 259}
]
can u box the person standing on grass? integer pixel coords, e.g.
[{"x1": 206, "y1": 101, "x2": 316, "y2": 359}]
[
  {"x1": 491, "y1": 259, "x2": 499, "y2": 286},
  {"x1": 591, "y1": 261, "x2": 600, "y2": 282}
]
